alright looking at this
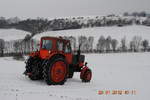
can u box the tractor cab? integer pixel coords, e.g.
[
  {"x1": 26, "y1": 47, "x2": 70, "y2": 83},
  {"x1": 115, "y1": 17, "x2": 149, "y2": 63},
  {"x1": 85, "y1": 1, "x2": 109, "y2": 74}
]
[{"x1": 39, "y1": 37, "x2": 72, "y2": 62}]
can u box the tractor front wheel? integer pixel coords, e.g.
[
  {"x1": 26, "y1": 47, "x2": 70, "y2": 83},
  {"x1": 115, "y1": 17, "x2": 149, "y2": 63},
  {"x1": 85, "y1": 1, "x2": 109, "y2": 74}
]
[{"x1": 80, "y1": 68, "x2": 92, "y2": 82}]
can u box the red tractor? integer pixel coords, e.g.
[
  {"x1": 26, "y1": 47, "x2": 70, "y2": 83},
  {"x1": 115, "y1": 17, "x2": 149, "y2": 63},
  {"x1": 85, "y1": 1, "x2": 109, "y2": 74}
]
[{"x1": 24, "y1": 36, "x2": 92, "y2": 85}]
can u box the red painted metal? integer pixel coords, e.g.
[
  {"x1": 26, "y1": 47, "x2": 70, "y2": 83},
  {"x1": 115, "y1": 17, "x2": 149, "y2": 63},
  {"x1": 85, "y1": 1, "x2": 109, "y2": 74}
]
[
  {"x1": 29, "y1": 51, "x2": 39, "y2": 57},
  {"x1": 85, "y1": 70, "x2": 92, "y2": 81},
  {"x1": 51, "y1": 61, "x2": 67, "y2": 83},
  {"x1": 27, "y1": 36, "x2": 92, "y2": 83},
  {"x1": 80, "y1": 66, "x2": 88, "y2": 79},
  {"x1": 80, "y1": 66, "x2": 92, "y2": 81}
]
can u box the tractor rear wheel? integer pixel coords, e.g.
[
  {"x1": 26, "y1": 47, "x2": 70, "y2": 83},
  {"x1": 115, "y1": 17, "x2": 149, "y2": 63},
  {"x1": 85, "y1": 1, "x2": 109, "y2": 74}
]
[
  {"x1": 25, "y1": 57, "x2": 43, "y2": 80},
  {"x1": 43, "y1": 56, "x2": 68, "y2": 85}
]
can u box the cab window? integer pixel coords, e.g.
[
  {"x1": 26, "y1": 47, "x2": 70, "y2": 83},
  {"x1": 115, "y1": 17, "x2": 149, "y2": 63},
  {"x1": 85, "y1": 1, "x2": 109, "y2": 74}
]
[
  {"x1": 57, "y1": 41, "x2": 64, "y2": 51},
  {"x1": 65, "y1": 43, "x2": 71, "y2": 53},
  {"x1": 42, "y1": 39, "x2": 52, "y2": 50}
]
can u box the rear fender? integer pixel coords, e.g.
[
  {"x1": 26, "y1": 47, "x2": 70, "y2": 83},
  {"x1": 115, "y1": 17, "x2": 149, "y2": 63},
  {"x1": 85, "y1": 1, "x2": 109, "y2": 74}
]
[
  {"x1": 48, "y1": 53, "x2": 65, "y2": 61},
  {"x1": 29, "y1": 51, "x2": 39, "y2": 57}
]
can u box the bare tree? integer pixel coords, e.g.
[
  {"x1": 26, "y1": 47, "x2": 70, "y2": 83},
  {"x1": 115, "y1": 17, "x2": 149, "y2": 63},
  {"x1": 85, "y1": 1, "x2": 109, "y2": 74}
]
[
  {"x1": 78, "y1": 36, "x2": 94, "y2": 53},
  {"x1": 121, "y1": 36, "x2": 127, "y2": 52},
  {"x1": 78, "y1": 36, "x2": 87, "y2": 52},
  {"x1": 142, "y1": 39, "x2": 149, "y2": 51},
  {"x1": 87, "y1": 36, "x2": 94, "y2": 52},
  {"x1": 24, "y1": 34, "x2": 31, "y2": 41},
  {"x1": 105, "y1": 36, "x2": 112, "y2": 52},
  {"x1": 130, "y1": 36, "x2": 142, "y2": 52},
  {"x1": 68, "y1": 36, "x2": 76, "y2": 51},
  {"x1": 0, "y1": 39, "x2": 5, "y2": 57},
  {"x1": 130, "y1": 41, "x2": 134, "y2": 52},
  {"x1": 111, "y1": 39, "x2": 118, "y2": 51},
  {"x1": 97, "y1": 35, "x2": 105, "y2": 52},
  {"x1": 13, "y1": 41, "x2": 20, "y2": 53}
]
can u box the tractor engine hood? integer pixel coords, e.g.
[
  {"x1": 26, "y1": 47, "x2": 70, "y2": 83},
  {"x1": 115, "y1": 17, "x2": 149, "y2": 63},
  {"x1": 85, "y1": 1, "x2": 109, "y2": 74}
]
[{"x1": 40, "y1": 49, "x2": 50, "y2": 59}]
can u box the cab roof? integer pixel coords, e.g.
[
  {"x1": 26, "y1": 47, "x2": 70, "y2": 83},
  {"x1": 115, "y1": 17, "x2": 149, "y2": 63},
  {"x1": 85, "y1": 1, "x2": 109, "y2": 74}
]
[{"x1": 41, "y1": 36, "x2": 70, "y2": 42}]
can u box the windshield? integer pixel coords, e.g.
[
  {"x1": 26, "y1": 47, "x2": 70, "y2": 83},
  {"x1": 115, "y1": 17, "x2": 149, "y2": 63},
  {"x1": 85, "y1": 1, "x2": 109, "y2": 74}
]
[{"x1": 41, "y1": 39, "x2": 52, "y2": 50}]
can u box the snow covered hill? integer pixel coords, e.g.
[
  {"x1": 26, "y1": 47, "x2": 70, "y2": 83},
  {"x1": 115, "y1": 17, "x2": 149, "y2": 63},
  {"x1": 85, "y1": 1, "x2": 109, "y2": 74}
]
[
  {"x1": 33, "y1": 25, "x2": 150, "y2": 47},
  {"x1": 0, "y1": 29, "x2": 31, "y2": 41},
  {"x1": 0, "y1": 53, "x2": 150, "y2": 100}
]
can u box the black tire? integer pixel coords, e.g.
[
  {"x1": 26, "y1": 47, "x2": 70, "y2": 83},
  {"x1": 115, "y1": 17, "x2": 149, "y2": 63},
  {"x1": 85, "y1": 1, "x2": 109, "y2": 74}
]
[
  {"x1": 43, "y1": 55, "x2": 68, "y2": 85},
  {"x1": 81, "y1": 69, "x2": 92, "y2": 83},
  {"x1": 25, "y1": 56, "x2": 43, "y2": 80},
  {"x1": 68, "y1": 65, "x2": 74, "y2": 78}
]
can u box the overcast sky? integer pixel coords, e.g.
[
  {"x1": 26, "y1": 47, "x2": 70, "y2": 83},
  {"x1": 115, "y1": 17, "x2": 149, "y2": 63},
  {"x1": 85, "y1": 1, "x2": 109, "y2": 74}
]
[{"x1": 0, "y1": 0, "x2": 149, "y2": 19}]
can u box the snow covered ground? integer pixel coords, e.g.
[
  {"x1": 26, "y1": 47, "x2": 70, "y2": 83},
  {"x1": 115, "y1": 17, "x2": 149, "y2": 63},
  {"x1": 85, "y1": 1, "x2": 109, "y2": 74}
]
[
  {"x1": 33, "y1": 25, "x2": 150, "y2": 47},
  {"x1": 0, "y1": 29, "x2": 31, "y2": 41},
  {"x1": 0, "y1": 52, "x2": 150, "y2": 100}
]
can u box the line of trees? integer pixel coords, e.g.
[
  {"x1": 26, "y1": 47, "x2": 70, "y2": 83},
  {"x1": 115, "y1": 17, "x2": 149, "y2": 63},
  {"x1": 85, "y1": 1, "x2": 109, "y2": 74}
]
[
  {"x1": 123, "y1": 11, "x2": 149, "y2": 17},
  {"x1": 64, "y1": 36, "x2": 150, "y2": 53},
  {"x1": 0, "y1": 12, "x2": 150, "y2": 36},
  {"x1": 96, "y1": 36, "x2": 149, "y2": 53},
  {"x1": 0, "y1": 35, "x2": 149, "y2": 56}
]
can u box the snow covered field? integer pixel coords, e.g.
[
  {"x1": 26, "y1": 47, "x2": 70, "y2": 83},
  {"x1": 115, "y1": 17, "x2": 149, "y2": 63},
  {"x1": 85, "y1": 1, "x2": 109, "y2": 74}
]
[
  {"x1": 0, "y1": 52, "x2": 150, "y2": 100},
  {"x1": 0, "y1": 29, "x2": 30, "y2": 41},
  {"x1": 33, "y1": 25, "x2": 150, "y2": 47}
]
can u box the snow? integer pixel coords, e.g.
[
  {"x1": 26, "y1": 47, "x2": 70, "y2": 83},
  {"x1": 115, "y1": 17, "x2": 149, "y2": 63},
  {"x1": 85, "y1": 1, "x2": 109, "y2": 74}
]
[
  {"x1": 33, "y1": 25, "x2": 150, "y2": 48},
  {"x1": 0, "y1": 29, "x2": 31, "y2": 41},
  {"x1": 0, "y1": 52, "x2": 150, "y2": 100}
]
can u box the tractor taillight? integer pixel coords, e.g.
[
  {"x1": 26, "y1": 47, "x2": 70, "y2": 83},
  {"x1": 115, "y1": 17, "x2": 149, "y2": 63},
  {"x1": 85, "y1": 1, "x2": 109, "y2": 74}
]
[{"x1": 79, "y1": 62, "x2": 84, "y2": 67}]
